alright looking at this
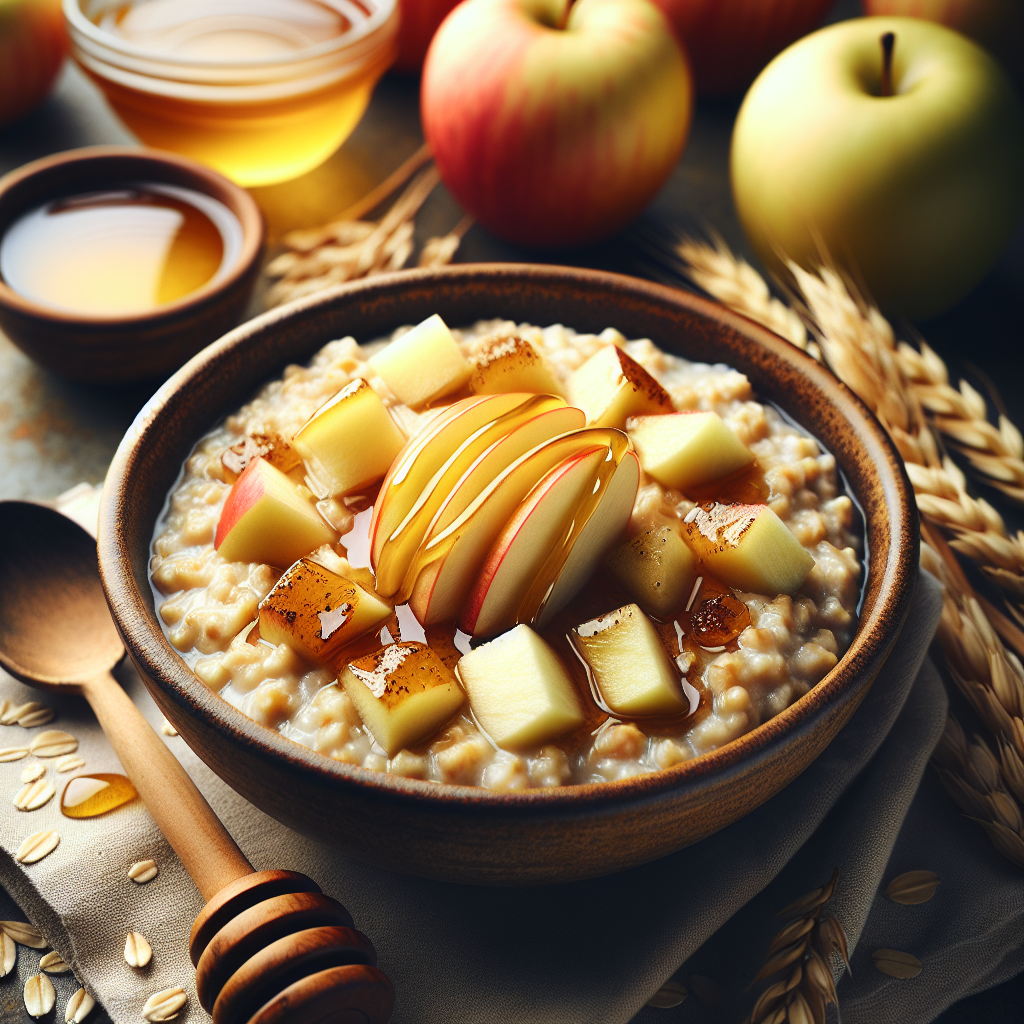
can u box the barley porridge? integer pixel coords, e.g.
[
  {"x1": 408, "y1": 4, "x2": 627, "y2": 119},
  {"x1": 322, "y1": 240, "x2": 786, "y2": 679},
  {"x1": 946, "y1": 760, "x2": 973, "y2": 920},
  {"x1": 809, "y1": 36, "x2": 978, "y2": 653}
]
[{"x1": 151, "y1": 317, "x2": 862, "y2": 790}]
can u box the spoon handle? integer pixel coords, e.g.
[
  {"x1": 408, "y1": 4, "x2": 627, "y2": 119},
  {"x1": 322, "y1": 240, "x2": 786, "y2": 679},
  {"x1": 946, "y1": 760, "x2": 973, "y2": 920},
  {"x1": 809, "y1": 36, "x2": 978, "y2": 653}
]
[{"x1": 81, "y1": 670, "x2": 253, "y2": 901}]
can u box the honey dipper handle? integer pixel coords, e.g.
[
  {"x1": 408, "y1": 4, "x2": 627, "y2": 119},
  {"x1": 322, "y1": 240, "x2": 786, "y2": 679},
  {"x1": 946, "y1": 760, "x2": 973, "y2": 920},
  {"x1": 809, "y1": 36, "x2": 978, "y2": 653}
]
[{"x1": 82, "y1": 671, "x2": 253, "y2": 901}]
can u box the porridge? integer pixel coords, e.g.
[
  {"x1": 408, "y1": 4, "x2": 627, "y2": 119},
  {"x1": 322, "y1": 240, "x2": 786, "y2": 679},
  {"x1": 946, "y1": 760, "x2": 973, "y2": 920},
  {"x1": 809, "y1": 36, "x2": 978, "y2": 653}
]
[{"x1": 150, "y1": 316, "x2": 862, "y2": 790}]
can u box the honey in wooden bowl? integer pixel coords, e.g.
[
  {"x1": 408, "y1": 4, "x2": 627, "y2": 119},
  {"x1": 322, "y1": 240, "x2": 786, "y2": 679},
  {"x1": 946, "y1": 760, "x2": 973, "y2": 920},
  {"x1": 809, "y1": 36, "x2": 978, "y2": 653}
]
[
  {"x1": 0, "y1": 182, "x2": 242, "y2": 316},
  {"x1": 65, "y1": 0, "x2": 400, "y2": 186}
]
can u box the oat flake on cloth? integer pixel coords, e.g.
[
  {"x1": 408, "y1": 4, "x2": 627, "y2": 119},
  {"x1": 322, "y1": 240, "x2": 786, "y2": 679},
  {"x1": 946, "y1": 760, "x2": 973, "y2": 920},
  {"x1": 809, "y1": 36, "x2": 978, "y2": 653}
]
[{"x1": 0, "y1": 565, "x2": 1021, "y2": 1024}]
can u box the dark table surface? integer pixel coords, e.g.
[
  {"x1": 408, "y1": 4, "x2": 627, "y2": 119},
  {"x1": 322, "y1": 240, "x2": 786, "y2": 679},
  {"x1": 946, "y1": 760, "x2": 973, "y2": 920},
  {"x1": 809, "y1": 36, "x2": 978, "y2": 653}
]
[{"x1": 0, "y1": 0, "x2": 1021, "y2": 1019}]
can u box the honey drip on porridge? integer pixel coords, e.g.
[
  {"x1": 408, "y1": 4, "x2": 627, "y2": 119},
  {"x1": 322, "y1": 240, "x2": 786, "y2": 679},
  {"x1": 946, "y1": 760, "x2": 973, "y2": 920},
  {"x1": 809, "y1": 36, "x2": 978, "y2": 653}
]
[{"x1": 61, "y1": 774, "x2": 139, "y2": 818}]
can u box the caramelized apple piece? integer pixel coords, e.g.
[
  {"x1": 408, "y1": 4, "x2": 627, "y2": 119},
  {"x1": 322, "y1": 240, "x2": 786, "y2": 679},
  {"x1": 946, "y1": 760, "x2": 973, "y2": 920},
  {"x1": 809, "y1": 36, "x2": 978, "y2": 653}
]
[
  {"x1": 469, "y1": 335, "x2": 565, "y2": 397},
  {"x1": 606, "y1": 522, "x2": 698, "y2": 618},
  {"x1": 681, "y1": 502, "x2": 814, "y2": 594},
  {"x1": 341, "y1": 642, "x2": 465, "y2": 756},
  {"x1": 573, "y1": 604, "x2": 686, "y2": 717},
  {"x1": 566, "y1": 344, "x2": 673, "y2": 428},
  {"x1": 291, "y1": 378, "x2": 406, "y2": 497},
  {"x1": 369, "y1": 313, "x2": 472, "y2": 408},
  {"x1": 456, "y1": 624, "x2": 584, "y2": 749},
  {"x1": 215, "y1": 457, "x2": 336, "y2": 567},
  {"x1": 221, "y1": 433, "x2": 301, "y2": 482},
  {"x1": 258, "y1": 557, "x2": 393, "y2": 663},
  {"x1": 689, "y1": 591, "x2": 750, "y2": 647}
]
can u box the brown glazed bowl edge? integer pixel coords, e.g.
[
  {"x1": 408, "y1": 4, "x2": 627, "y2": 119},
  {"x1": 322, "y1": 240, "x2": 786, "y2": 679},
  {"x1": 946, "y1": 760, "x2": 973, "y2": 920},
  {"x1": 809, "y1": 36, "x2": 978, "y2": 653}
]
[{"x1": 98, "y1": 264, "x2": 918, "y2": 884}]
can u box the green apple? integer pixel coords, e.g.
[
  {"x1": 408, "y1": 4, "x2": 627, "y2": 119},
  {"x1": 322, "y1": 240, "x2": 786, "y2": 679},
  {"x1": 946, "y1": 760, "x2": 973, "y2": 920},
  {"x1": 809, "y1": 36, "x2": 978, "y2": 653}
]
[{"x1": 731, "y1": 16, "x2": 1024, "y2": 319}]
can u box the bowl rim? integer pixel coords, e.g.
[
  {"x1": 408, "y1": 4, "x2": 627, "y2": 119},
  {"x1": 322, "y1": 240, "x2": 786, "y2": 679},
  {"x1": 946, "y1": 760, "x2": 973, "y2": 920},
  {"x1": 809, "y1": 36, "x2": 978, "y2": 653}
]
[
  {"x1": 0, "y1": 146, "x2": 264, "y2": 327},
  {"x1": 99, "y1": 263, "x2": 918, "y2": 814}
]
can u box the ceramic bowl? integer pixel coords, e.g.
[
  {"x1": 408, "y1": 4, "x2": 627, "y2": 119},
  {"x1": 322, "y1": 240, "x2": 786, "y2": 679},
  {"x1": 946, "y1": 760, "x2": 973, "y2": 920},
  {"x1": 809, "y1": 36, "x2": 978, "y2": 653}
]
[
  {"x1": 0, "y1": 146, "x2": 263, "y2": 384},
  {"x1": 98, "y1": 265, "x2": 918, "y2": 885}
]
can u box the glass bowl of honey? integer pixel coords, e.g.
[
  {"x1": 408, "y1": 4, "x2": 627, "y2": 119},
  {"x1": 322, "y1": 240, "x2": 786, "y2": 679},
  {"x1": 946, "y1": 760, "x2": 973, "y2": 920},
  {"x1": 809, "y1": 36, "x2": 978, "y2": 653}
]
[{"x1": 64, "y1": 0, "x2": 399, "y2": 187}]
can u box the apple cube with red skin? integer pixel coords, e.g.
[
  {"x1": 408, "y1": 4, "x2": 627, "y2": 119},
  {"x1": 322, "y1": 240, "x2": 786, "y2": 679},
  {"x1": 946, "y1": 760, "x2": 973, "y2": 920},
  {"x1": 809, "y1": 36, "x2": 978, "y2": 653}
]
[
  {"x1": 258, "y1": 557, "x2": 393, "y2": 664},
  {"x1": 369, "y1": 313, "x2": 472, "y2": 409},
  {"x1": 290, "y1": 378, "x2": 406, "y2": 497},
  {"x1": 573, "y1": 604, "x2": 686, "y2": 717},
  {"x1": 456, "y1": 624, "x2": 584, "y2": 750},
  {"x1": 215, "y1": 457, "x2": 336, "y2": 567},
  {"x1": 606, "y1": 522, "x2": 698, "y2": 618},
  {"x1": 627, "y1": 411, "x2": 753, "y2": 491},
  {"x1": 469, "y1": 335, "x2": 566, "y2": 398},
  {"x1": 567, "y1": 344, "x2": 674, "y2": 428},
  {"x1": 681, "y1": 502, "x2": 814, "y2": 594},
  {"x1": 341, "y1": 642, "x2": 465, "y2": 757}
]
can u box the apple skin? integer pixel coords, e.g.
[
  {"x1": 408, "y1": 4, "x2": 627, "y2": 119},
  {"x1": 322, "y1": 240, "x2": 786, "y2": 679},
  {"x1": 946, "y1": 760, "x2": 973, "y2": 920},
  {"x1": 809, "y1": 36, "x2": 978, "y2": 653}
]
[
  {"x1": 650, "y1": 0, "x2": 833, "y2": 96},
  {"x1": 861, "y1": 0, "x2": 1023, "y2": 85},
  {"x1": 421, "y1": 0, "x2": 692, "y2": 247},
  {"x1": 731, "y1": 16, "x2": 1024, "y2": 320},
  {"x1": 394, "y1": 0, "x2": 464, "y2": 72},
  {"x1": 0, "y1": 0, "x2": 68, "y2": 128}
]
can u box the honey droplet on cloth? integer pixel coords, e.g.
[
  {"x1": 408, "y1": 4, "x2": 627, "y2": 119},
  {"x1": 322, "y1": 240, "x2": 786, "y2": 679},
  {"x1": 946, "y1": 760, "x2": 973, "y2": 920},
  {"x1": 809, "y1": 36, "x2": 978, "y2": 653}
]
[{"x1": 61, "y1": 774, "x2": 138, "y2": 818}]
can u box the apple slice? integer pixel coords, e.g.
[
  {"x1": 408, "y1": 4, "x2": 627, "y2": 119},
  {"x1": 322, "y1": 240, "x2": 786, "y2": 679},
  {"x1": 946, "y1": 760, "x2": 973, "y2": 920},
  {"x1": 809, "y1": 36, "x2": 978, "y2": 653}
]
[
  {"x1": 573, "y1": 604, "x2": 686, "y2": 717},
  {"x1": 627, "y1": 411, "x2": 754, "y2": 491},
  {"x1": 681, "y1": 502, "x2": 815, "y2": 594},
  {"x1": 368, "y1": 313, "x2": 472, "y2": 409},
  {"x1": 606, "y1": 522, "x2": 698, "y2": 618},
  {"x1": 460, "y1": 446, "x2": 608, "y2": 637},
  {"x1": 408, "y1": 428, "x2": 625, "y2": 624},
  {"x1": 258, "y1": 557, "x2": 393, "y2": 663},
  {"x1": 369, "y1": 392, "x2": 537, "y2": 569},
  {"x1": 290, "y1": 378, "x2": 407, "y2": 497},
  {"x1": 469, "y1": 335, "x2": 566, "y2": 398},
  {"x1": 567, "y1": 344, "x2": 673, "y2": 428},
  {"x1": 215, "y1": 457, "x2": 336, "y2": 567},
  {"x1": 456, "y1": 624, "x2": 584, "y2": 749},
  {"x1": 340, "y1": 642, "x2": 465, "y2": 757},
  {"x1": 374, "y1": 399, "x2": 583, "y2": 598}
]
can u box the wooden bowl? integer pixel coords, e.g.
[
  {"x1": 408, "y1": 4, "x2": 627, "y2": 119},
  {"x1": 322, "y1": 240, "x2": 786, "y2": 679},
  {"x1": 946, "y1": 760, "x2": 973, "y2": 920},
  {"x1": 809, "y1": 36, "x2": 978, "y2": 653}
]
[
  {"x1": 0, "y1": 146, "x2": 264, "y2": 384},
  {"x1": 98, "y1": 265, "x2": 918, "y2": 885}
]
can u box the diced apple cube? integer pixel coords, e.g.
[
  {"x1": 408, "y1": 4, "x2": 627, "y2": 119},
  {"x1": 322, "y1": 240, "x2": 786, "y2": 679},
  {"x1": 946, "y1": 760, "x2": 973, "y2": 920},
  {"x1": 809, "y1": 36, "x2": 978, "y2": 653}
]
[
  {"x1": 369, "y1": 314, "x2": 472, "y2": 409},
  {"x1": 573, "y1": 604, "x2": 686, "y2": 717},
  {"x1": 469, "y1": 335, "x2": 565, "y2": 397},
  {"x1": 258, "y1": 557, "x2": 393, "y2": 663},
  {"x1": 341, "y1": 642, "x2": 465, "y2": 756},
  {"x1": 681, "y1": 503, "x2": 815, "y2": 594},
  {"x1": 291, "y1": 378, "x2": 406, "y2": 497},
  {"x1": 215, "y1": 457, "x2": 336, "y2": 567},
  {"x1": 606, "y1": 523, "x2": 698, "y2": 618},
  {"x1": 566, "y1": 344, "x2": 673, "y2": 428},
  {"x1": 221, "y1": 432, "x2": 301, "y2": 482},
  {"x1": 456, "y1": 624, "x2": 584, "y2": 749},
  {"x1": 627, "y1": 411, "x2": 753, "y2": 490}
]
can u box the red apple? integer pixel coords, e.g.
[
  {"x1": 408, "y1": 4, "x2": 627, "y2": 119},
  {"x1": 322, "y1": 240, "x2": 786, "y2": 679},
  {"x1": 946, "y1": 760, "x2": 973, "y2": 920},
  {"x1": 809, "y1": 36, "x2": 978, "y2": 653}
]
[
  {"x1": 421, "y1": 0, "x2": 692, "y2": 247},
  {"x1": 0, "y1": 0, "x2": 67, "y2": 128},
  {"x1": 394, "y1": 0, "x2": 464, "y2": 72},
  {"x1": 861, "y1": 0, "x2": 1023, "y2": 83},
  {"x1": 650, "y1": 0, "x2": 833, "y2": 96}
]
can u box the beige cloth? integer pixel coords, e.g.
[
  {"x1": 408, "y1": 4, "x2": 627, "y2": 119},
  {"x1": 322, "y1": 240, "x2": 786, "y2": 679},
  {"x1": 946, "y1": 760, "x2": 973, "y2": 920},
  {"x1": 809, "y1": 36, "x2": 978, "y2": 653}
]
[{"x1": 0, "y1": 567, "x2": 1020, "y2": 1024}]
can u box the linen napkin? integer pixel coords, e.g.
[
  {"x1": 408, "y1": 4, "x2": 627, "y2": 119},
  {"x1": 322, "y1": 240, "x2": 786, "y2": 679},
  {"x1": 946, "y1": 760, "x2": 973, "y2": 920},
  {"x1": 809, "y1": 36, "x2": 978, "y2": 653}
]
[{"x1": 0, "y1": 512, "x2": 1020, "y2": 1023}]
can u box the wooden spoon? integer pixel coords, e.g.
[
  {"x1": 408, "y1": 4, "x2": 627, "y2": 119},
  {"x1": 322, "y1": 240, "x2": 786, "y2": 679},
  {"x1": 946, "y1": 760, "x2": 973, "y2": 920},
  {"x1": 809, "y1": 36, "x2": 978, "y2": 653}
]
[{"x1": 0, "y1": 501, "x2": 394, "y2": 1024}]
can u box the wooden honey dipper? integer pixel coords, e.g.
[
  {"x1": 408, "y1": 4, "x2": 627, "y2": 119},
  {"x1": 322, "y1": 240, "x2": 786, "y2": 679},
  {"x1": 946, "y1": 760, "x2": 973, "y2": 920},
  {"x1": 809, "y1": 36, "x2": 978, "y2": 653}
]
[{"x1": 0, "y1": 501, "x2": 395, "y2": 1024}]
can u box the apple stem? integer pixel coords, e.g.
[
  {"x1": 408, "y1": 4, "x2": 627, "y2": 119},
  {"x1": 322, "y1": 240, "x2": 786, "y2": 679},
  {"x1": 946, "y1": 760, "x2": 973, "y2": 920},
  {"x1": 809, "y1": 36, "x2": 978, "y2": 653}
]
[
  {"x1": 880, "y1": 31, "x2": 895, "y2": 97},
  {"x1": 557, "y1": 0, "x2": 578, "y2": 31}
]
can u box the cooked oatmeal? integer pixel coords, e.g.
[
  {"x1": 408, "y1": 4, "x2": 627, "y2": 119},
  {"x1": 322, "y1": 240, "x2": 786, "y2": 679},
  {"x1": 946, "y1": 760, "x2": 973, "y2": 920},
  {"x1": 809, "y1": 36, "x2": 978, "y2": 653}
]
[{"x1": 151, "y1": 319, "x2": 862, "y2": 789}]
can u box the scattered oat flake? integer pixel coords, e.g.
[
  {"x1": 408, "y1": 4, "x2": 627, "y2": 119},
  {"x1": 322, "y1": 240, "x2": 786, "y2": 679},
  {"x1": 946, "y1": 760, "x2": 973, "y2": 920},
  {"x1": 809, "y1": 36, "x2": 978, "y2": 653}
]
[
  {"x1": 885, "y1": 870, "x2": 940, "y2": 905},
  {"x1": 20, "y1": 763, "x2": 46, "y2": 783},
  {"x1": 160, "y1": 718, "x2": 178, "y2": 737},
  {"x1": 1, "y1": 702, "x2": 39, "y2": 725},
  {"x1": 125, "y1": 931, "x2": 152, "y2": 968},
  {"x1": 29, "y1": 730, "x2": 78, "y2": 757},
  {"x1": 15, "y1": 829, "x2": 60, "y2": 865},
  {"x1": 646, "y1": 979, "x2": 687, "y2": 1009},
  {"x1": 0, "y1": 932, "x2": 15, "y2": 976},
  {"x1": 142, "y1": 987, "x2": 187, "y2": 1021},
  {"x1": 128, "y1": 859, "x2": 159, "y2": 884},
  {"x1": 55, "y1": 753, "x2": 86, "y2": 772},
  {"x1": 14, "y1": 779, "x2": 56, "y2": 811},
  {"x1": 872, "y1": 948, "x2": 923, "y2": 978},
  {"x1": 66, "y1": 987, "x2": 95, "y2": 1022},
  {"x1": 0, "y1": 746, "x2": 29, "y2": 762},
  {"x1": 1, "y1": 920, "x2": 47, "y2": 949},
  {"x1": 24, "y1": 972, "x2": 55, "y2": 1018},
  {"x1": 40, "y1": 950, "x2": 69, "y2": 973},
  {"x1": 18, "y1": 707, "x2": 55, "y2": 728}
]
